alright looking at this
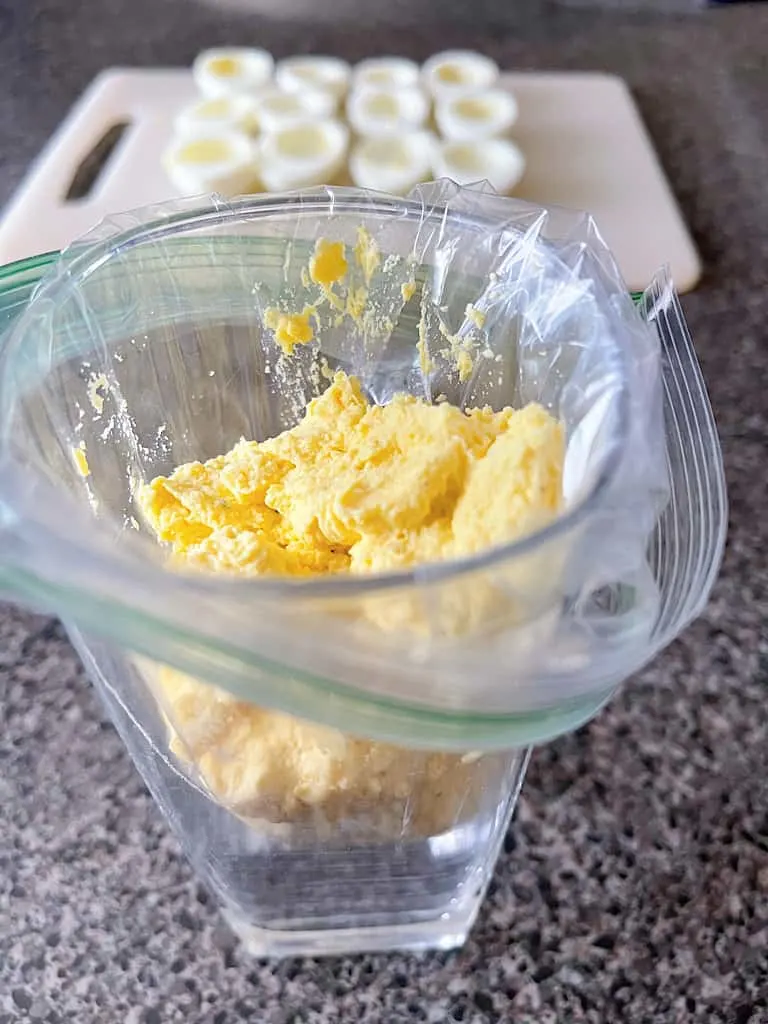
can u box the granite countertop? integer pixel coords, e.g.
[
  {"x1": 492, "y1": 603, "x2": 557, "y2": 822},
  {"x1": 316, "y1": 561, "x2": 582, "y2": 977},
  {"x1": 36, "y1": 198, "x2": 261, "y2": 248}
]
[{"x1": 2, "y1": 4, "x2": 767, "y2": 1022}]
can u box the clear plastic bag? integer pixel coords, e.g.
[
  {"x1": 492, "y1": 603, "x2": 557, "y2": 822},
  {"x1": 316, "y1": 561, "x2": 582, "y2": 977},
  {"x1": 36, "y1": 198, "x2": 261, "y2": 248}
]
[{"x1": 0, "y1": 183, "x2": 726, "y2": 750}]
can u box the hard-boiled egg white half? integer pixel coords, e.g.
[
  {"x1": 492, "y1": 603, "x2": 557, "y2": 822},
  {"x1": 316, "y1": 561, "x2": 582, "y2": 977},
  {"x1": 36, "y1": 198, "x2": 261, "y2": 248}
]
[
  {"x1": 255, "y1": 88, "x2": 337, "y2": 133},
  {"x1": 422, "y1": 50, "x2": 499, "y2": 100},
  {"x1": 436, "y1": 89, "x2": 518, "y2": 142},
  {"x1": 193, "y1": 48, "x2": 274, "y2": 98},
  {"x1": 347, "y1": 86, "x2": 430, "y2": 138},
  {"x1": 174, "y1": 95, "x2": 260, "y2": 138},
  {"x1": 275, "y1": 56, "x2": 351, "y2": 103},
  {"x1": 259, "y1": 119, "x2": 349, "y2": 190},
  {"x1": 352, "y1": 56, "x2": 421, "y2": 91},
  {"x1": 162, "y1": 130, "x2": 260, "y2": 197},
  {"x1": 432, "y1": 137, "x2": 526, "y2": 195},
  {"x1": 349, "y1": 132, "x2": 434, "y2": 195}
]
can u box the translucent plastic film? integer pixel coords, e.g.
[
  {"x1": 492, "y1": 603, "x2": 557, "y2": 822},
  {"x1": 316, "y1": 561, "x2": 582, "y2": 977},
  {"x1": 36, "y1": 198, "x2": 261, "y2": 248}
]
[{"x1": 0, "y1": 184, "x2": 726, "y2": 749}]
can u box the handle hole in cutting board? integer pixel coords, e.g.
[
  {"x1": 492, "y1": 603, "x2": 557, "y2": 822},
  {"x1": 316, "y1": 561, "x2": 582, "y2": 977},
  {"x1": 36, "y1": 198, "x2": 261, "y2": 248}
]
[{"x1": 64, "y1": 121, "x2": 131, "y2": 201}]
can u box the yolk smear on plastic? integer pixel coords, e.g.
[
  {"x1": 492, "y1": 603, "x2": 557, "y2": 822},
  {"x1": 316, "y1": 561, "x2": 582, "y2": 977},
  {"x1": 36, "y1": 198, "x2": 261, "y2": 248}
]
[
  {"x1": 264, "y1": 233, "x2": 384, "y2": 348},
  {"x1": 465, "y1": 303, "x2": 486, "y2": 329},
  {"x1": 417, "y1": 309, "x2": 434, "y2": 376},
  {"x1": 87, "y1": 373, "x2": 108, "y2": 415},
  {"x1": 264, "y1": 306, "x2": 316, "y2": 355},
  {"x1": 438, "y1": 319, "x2": 481, "y2": 383},
  {"x1": 309, "y1": 238, "x2": 348, "y2": 293},
  {"x1": 354, "y1": 226, "x2": 380, "y2": 284},
  {"x1": 345, "y1": 285, "x2": 368, "y2": 323},
  {"x1": 72, "y1": 444, "x2": 90, "y2": 477},
  {"x1": 455, "y1": 348, "x2": 473, "y2": 382}
]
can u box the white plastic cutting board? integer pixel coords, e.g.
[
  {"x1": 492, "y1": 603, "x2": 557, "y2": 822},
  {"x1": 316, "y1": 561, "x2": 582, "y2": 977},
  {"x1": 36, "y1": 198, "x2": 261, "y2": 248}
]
[{"x1": 0, "y1": 68, "x2": 701, "y2": 292}]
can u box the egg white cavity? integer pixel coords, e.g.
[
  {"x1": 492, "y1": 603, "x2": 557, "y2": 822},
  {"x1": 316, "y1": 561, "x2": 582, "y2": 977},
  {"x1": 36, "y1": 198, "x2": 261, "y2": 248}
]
[
  {"x1": 349, "y1": 131, "x2": 434, "y2": 195},
  {"x1": 163, "y1": 130, "x2": 260, "y2": 196},
  {"x1": 175, "y1": 95, "x2": 260, "y2": 137},
  {"x1": 347, "y1": 86, "x2": 430, "y2": 138},
  {"x1": 436, "y1": 88, "x2": 519, "y2": 141},
  {"x1": 433, "y1": 138, "x2": 525, "y2": 195},
  {"x1": 422, "y1": 50, "x2": 499, "y2": 99},
  {"x1": 259, "y1": 119, "x2": 349, "y2": 190},
  {"x1": 353, "y1": 57, "x2": 421, "y2": 91},
  {"x1": 193, "y1": 48, "x2": 274, "y2": 98},
  {"x1": 256, "y1": 88, "x2": 337, "y2": 132},
  {"x1": 275, "y1": 56, "x2": 351, "y2": 102}
]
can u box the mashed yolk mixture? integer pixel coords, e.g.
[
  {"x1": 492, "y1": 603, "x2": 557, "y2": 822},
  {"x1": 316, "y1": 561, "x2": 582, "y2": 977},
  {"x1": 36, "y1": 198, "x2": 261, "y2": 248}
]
[
  {"x1": 137, "y1": 371, "x2": 563, "y2": 831},
  {"x1": 139, "y1": 371, "x2": 563, "y2": 577}
]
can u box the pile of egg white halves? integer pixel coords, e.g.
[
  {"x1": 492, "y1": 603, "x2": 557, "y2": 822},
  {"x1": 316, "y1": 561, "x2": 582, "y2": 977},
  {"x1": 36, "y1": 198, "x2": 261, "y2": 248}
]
[{"x1": 163, "y1": 49, "x2": 526, "y2": 198}]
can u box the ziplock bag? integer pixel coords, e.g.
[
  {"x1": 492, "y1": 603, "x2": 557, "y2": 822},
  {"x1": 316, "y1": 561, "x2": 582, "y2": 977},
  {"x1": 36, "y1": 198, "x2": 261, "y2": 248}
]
[{"x1": 0, "y1": 183, "x2": 726, "y2": 955}]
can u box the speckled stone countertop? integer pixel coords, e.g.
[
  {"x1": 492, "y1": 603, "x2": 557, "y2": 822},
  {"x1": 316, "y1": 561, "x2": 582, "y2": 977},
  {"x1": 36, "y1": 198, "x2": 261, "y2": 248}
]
[{"x1": 2, "y1": 4, "x2": 767, "y2": 1023}]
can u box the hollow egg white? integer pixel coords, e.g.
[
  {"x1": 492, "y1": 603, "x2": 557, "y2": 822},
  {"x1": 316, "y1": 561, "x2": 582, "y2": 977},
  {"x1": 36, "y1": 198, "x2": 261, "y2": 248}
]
[
  {"x1": 255, "y1": 88, "x2": 337, "y2": 133},
  {"x1": 349, "y1": 131, "x2": 434, "y2": 195},
  {"x1": 162, "y1": 130, "x2": 260, "y2": 196},
  {"x1": 259, "y1": 119, "x2": 349, "y2": 190},
  {"x1": 432, "y1": 137, "x2": 526, "y2": 195},
  {"x1": 436, "y1": 89, "x2": 519, "y2": 141},
  {"x1": 174, "y1": 95, "x2": 260, "y2": 138},
  {"x1": 193, "y1": 47, "x2": 274, "y2": 98},
  {"x1": 275, "y1": 56, "x2": 351, "y2": 103},
  {"x1": 347, "y1": 86, "x2": 430, "y2": 138},
  {"x1": 352, "y1": 57, "x2": 421, "y2": 91},
  {"x1": 422, "y1": 50, "x2": 499, "y2": 100}
]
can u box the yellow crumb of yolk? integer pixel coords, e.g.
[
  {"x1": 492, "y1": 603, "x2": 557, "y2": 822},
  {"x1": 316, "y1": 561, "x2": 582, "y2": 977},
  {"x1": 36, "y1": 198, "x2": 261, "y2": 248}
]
[
  {"x1": 438, "y1": 320, "x2": 479, "y2": 382},
  {"x1": 465, "y1": 303, "x2": 486, "y2": 329},
  {"x1": 401, "y1": 279, "x2": 417, "y2": 303},
  {"x1": 73, "y1": 444, "x2": 90, "y2": 477},
  {"x1": 87, "y1": 373, "x2": 108, "y2": 415},
  {"x1": 264, "y1": 306, "x2": 316, "y2": 355},
  {"x1": 455, "y1": 348, "x2": 473, "y2": 382},
  {"x1": 417, "y1": 306, "x2": 434, "y2": 376}
]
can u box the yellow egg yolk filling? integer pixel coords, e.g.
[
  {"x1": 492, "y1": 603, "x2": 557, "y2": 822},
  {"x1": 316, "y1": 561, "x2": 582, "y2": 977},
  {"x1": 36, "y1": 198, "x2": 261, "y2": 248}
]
[
  {"x1": 138, "y1": 371, "x2": 563, "y2": 580},
  {"x1": 136, "y1": 311, "x2": 564, "y2": 829}
]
